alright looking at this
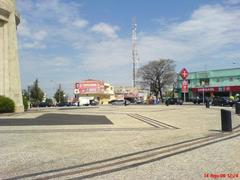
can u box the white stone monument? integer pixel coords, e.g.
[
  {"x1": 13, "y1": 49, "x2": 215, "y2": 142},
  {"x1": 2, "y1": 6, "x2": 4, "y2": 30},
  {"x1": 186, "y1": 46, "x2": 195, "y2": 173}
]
[{"x1": 0, "y1": 0, "x2": 24, "y2": 112}]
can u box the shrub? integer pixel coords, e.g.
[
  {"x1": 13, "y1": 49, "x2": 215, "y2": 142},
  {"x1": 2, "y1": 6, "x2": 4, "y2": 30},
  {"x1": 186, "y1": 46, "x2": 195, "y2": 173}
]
[
  {"x1": 0, "y1": 96, "x2": 15, "y2": 113},
  {"x1": 22, "y1": 96, "x2": 28, "y2": 111}
]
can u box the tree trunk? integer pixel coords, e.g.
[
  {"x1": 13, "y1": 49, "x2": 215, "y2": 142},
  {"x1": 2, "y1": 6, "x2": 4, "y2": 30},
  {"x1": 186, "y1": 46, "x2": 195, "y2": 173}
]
[
  {"x1": 172, "y1": 84, "x2": 175, "y2": 98},
  {"x1": 159, "y1": 88, "x2": 163, "y2": 103}
]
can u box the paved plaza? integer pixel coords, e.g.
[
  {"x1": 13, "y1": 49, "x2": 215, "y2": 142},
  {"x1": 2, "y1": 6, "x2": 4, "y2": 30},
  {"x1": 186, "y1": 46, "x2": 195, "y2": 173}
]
[{"x1": 0, "y1": 105, "x2": 239, "y2": 179}]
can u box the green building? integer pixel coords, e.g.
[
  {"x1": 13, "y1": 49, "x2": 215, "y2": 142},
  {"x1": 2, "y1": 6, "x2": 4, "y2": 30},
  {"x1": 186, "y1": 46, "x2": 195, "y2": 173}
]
[{"x1": 177, "y1": 67, "x2": 240, "y2": 101}]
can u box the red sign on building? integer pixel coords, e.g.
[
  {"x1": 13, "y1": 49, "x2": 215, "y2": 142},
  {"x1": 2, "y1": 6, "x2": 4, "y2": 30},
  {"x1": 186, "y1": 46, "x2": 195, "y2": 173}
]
[
  {"x1": 182, "y1": 80, "x2": 188, "y2": 93},
  {"x1": 180, "y1": 68, "x2": 189, "y2": 79},
  {"x1": 192, "y1": 86, "x2": 240, "y2": 93}
]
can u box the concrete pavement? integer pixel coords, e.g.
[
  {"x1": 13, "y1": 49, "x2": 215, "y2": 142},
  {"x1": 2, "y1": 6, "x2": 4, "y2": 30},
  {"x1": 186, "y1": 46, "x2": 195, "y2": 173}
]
[{"x1": 0, "y1": 104, "x2": 239, "y2": 179}]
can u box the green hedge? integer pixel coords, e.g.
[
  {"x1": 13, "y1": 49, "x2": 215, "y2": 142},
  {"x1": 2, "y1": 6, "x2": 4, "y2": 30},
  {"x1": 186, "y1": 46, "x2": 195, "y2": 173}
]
[{"x1": 0, "y1": 96, "x2": 15, "y2": 113}]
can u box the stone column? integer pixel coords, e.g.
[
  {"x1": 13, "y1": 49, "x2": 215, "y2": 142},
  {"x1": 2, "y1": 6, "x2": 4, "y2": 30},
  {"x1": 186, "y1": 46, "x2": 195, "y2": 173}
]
[
  {"x1": 0, "y1": 0, "x2": 23, "y2": 112},
  {"x1": 0, "y1": 21, "x2": 4, "y2": 95}
]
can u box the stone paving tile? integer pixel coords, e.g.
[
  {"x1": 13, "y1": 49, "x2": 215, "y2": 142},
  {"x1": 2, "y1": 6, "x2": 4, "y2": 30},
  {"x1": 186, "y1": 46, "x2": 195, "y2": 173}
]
[{"x1": 0, "y1": 104, "x2": 239, "y2": 179}]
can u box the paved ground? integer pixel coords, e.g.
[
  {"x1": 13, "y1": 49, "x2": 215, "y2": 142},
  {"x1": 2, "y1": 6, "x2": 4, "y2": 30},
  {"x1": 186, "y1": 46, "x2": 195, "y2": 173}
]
[{"x1": 0, "y1": 104, "x2": 239, "y2": 179}]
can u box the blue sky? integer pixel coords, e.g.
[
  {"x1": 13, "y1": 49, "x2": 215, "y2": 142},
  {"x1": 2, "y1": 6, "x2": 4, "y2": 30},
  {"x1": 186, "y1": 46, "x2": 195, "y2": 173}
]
[{"x1": 16, "y1": 0, "x2": 240, "y2": 97}]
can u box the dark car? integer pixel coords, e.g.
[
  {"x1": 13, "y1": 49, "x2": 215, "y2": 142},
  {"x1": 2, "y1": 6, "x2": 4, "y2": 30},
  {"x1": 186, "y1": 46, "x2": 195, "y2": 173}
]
[
  {"x1": 135, "y1": 99, "x2": 144, "y2": 104},
  {"x1": 56, "y1": 102, "x2": 71, "y2": 107},
  {"x1": 212, "y1": 97, "x2": 235, "y2": 107},
  {"x1": 192, "y1": 97, "x2": 201, "y2": 104},
  {"x1": 191, "y1": 97, "x2": 208, "y2": 104},
  {"x1": 165, "y1": 98, "x2": 183, "y2": 105}
]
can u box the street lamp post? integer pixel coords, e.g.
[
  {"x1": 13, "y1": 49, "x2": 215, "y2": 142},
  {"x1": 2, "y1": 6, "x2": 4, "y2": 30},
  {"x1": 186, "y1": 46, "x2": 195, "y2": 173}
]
[
  {"x1": 50, "y1": 80, "x2": 61, "y2": 104},
  {"x1": 58, "y1": 84, "x2": 61, "y2": 103},
  {"x1": 202, "y1": 81, "x2": 205, "y2": 104}
]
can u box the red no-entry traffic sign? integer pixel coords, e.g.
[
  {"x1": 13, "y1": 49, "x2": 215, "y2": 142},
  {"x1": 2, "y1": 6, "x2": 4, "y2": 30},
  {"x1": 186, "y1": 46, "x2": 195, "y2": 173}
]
[{"x1": 180, "y1": 68, "x2": 189, "y2": 79}]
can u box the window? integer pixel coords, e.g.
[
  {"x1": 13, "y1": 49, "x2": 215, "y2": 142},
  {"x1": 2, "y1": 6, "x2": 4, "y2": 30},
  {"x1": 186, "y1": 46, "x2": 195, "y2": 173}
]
[
  {"x1": 229, "y1": 77, "x2": 233, "y2": 81},
  {"x1": 199, "y1": 78, "x2": 209, "y2": 86}
]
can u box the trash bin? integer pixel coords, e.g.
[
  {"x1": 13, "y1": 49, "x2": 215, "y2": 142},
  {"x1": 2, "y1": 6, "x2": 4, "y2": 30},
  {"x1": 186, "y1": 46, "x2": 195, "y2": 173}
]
[
  {"x1": 236, "y1": 102, "x2": 240, "y2": 114},
  {"x1": 206, "y1": 100, "x2": 210, "y2": 108},
  {"x1": 221, "y1": 109, "x2": 232, "y2": 131},
  {"x1": 165, "y1": 100, "x2": 169, "y2": 106}
]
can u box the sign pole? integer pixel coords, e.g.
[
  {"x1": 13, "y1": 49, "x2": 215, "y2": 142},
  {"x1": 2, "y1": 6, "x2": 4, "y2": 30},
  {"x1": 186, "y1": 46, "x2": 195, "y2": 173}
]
[
  {"x1": 180, "y1": 68, "x2": 189, "y2": 103},
  {"x1": 202, "y1": 81, "x2": 205, "y2": 105}
]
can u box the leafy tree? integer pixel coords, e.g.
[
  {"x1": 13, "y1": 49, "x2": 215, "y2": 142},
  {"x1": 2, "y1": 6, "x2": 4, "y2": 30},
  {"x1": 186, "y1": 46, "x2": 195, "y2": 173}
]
[
  {"x1": 22, "y1": 95, "x2": 29, "y2": 111},
  {"x1": 22, "y1": 89, "x2": 29, "y2": 100},
  {"x1": 29, "y1": 79, "x2": 44, "y2": 106},
  {"x1": 138, "y1": 59, "x2": 176, "y2": 102},
  {"x1": 54, "y1": 88, "x2": 66, "y2": 103}
]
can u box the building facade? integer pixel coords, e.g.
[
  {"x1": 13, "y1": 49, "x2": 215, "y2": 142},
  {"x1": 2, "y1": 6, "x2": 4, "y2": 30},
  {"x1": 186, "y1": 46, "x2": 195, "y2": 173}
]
[
  {"x1": 177, "y1": 68, "x2": 240, "y2": 101},
  {"x1": 74, "y1": 79, "x2": 115, "y2": 104}
]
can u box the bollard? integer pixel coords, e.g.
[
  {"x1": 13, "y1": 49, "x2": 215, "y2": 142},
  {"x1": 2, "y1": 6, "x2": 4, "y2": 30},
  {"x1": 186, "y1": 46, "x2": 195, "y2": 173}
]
[
  {"x1": 236, "y1": 102, "x2": 240, "y2": 114},
  {"x1": 165, "y1": 101, "x2": 169, "y2": 106},
  {"x1": 206, "y1": 100, "x2": 210, "y2": 108},
  {"x1": 221, "y1": 109, "x2": 232, "y2": 131}
]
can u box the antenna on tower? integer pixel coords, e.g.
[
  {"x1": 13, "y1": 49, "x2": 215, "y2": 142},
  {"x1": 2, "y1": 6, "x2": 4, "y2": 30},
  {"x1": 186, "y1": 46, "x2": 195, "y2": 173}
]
[{"x1": 132, "y1": 17, "x2": 139, "y2": 88}]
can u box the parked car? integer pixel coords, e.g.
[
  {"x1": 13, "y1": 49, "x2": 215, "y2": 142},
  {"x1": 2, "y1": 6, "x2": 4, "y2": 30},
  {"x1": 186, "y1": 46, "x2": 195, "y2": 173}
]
[
  {"x1": 90, "y1": 100, "x2": 99, "y2": 106},
  {"x1": 212, "y1": 97, "x2": 235, "y2": 107},
  {"x1": 165, "y1": 98, "x2": 183, "y2": 105},
  {"x1": 192, "y1": 97, "x2": 201, "y2": 104},
  {"x1": 109, "y1": 100, "x2": 131, "y2": 105},
  {"x1": 191, "y1": 97, "x2": 209, "y2": 104},
  {"x1": 56, "y1": 102, "x2": 72, "y2": 107},
  {"x1": 135, "y1": 99, "x2": 144, "y2": 104},
  {"x1": 39, "y1": 102, "x2": 49, "y2": 107}
]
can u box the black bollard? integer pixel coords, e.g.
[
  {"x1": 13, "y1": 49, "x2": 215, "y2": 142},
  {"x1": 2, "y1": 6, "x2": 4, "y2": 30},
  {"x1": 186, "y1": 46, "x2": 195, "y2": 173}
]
[
  {"x1": 206, "y1": 100, "x2": 210, "y2": 108},
  {"x1": 165, "y1": 100, "x2": 169, "y2": 106},
  {"x1": 236, "y1": 102, "x2": 240, "y2": 114},
  {"x1": 221, "y1": 109, "x2": 232, "y2": 131}
]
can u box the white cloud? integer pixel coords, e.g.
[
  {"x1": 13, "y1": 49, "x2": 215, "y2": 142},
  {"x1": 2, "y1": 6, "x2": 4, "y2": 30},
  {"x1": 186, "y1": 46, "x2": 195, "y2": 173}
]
[
  {"x1": 137, "y1": 4, "x2": 240, "y2": 68},
  {"x1": 91, "y1": 22, "x2": 120, "y2": 39},
  {"x1": 22, "y1": 41, "x2": 46, "y2": 49},
  {"x1": 224, "y1": 0, "x2": 240, "y2": 5},
  {"x1": 73, "y1": 19, "x2": 88, "y2": 28},
  {"x1": 33, "y1": 30, "x2": 48, "y2": 41},
  {"x1": 47, "y1": 57, "x2": 71, "y2": 67},
  {"x1": 18, "y1": 18, "x2": 31, "y2": 38},
  {"x1": 82, "y1": 4, "x2": 240, "y2": 71},
  {"x1": 17, "y1": 0, "x2": 240, "y2": 96},
  {"x1": 81, "y1": 39, "x2": 131, "y2": 70}
]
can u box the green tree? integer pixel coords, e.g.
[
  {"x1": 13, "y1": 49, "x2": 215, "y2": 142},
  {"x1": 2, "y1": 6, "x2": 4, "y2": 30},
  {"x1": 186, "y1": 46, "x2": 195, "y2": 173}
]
[
  {"x1": 22, "y1": 89, "x2": 30, "y2": 101},
  {"x1": 29, "y1": 79, "x2": 44, "y2": 106},
  {"x1": 54, "y1": 88, "x2": 66, "y2": 103},
  {"x1": 138, "y1": 59, "x2": 176, "y2": 102},
  {"x1": 22, "y1": 89, "x2": 30, "y2": 111}
]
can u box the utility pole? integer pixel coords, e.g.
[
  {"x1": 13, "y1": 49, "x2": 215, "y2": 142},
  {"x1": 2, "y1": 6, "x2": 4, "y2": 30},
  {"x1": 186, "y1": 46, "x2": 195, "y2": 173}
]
[
  {"x1": 132, "y1": 17, "x2": 139, "y2": 88},
  {"x1": 58, "y1": 84, "x2": 61, "y2": 103}
]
